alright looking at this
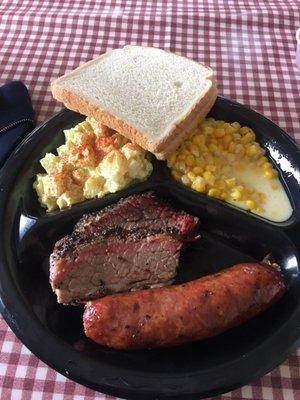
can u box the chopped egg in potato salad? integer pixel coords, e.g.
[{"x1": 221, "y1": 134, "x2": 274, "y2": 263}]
[{"x1": 34, "y1": 118, "x2": 153, "y2": 211}]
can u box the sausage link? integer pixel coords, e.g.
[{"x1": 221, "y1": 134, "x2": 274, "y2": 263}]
[{"x1": 83, "y1": 263, "x2": 286, "y2": 349}]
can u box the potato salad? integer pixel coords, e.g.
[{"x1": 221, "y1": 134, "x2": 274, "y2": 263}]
[{"x1": 34, "y1": 118, "x2": 153, "y2": 211}]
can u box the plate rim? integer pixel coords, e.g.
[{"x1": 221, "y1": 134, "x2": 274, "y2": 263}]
[{"x1": 0, "y1": 97, "x2": 300, "y2": 399}]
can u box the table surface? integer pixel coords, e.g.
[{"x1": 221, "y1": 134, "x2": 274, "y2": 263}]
[{"x1": 0, "y1": 0, "x2": 300, "y2": 399}]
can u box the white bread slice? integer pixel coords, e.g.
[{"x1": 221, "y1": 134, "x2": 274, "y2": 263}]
[{"x1": 51, "y1": 46, "x2": 217, "y2": 159}]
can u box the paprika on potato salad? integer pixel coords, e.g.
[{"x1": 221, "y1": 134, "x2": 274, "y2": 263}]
[{"x1": 34, "y1": 117, "x2": 153, "y2": 211}]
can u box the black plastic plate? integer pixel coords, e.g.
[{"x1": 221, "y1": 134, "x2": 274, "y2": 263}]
[{"x1": 0, "y1": 97, "x2": 299, "y2": 400}]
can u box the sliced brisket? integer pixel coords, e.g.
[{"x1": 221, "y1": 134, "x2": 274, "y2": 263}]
[
  {"x1": 50, "y1": 192, "x2": 199, "y2": 305},
  {"x1": 73, "y1": 192, "x2": 198, "y2": 240}
]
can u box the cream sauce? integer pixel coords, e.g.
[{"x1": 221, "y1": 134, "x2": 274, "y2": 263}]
[{"x1": 227, "y1": 165, "x2": 292, "y2": 222}]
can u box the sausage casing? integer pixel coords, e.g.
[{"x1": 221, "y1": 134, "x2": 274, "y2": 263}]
[{"x1": 83, "y1": 263, "x2": 286, "y2": 349}]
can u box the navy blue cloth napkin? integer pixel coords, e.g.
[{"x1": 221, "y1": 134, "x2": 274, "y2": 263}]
[{"x1": 0, "y1": 81, "x2": 35, "y2": 168}]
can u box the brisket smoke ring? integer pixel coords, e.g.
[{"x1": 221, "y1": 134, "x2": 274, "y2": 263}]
[{"x1": 50, "y1": 192, "x2": 199, "y2": 305}]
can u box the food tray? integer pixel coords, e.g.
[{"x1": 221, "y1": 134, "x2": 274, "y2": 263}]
[{"x1": 0, "y1": 96, "x2": 299, "y2": 400}]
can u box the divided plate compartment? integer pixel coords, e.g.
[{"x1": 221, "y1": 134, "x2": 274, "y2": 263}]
[{"x1": 0, "y1": 97, "x2": 299, "y2": 400}]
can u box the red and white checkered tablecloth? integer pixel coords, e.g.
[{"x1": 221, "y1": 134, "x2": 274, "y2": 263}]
[{"x1": 0, "y1": 0, "x2": 299, "y2": 399}]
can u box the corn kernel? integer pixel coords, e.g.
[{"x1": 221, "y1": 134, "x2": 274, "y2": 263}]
[
  {"x1": 181, "y1": 175, "x2": 190, "y2": 185},
  {"x1": 214, "y1": 128, "x2": 225, "y2": 138},
  {"x1": 177, "y1": 154, "x2": 185, "y2": 162},
  {"x1": 233, "y1": 133, "x2": 241, "y2": 142},
  {"x1": 192, "y1": 136, "x2": 200, "y2": 145},
  {"x1": 227, "y1": 153, "x2": 237, "y2": 163},
  {"x1": 240, "y1": 126, "x2": 250, "y2": 135},
  {"x1": 203, "y1": 126, "x2": 214, "y2": 135},
  {"x1": 199, "y1": 135, "x2": 206, "y2": 144},
  {"x1": 216, "y1": 179, "x2": 227, "y2": 190},
  {"x1": 229, "y1": 142, "x2": 236, "y2": 153},
  {"x1": 257, "y1": 155, "x2": 268, "y2": 166},
  {"x1": 231, "y1": 122, "x2": 241, "y2": 131},
  {"x1": 241, "y1": 131, "x2": 255, "y2": 144},
  {"x1": 223, "y1": 135, "x2": 232, "y2": 148},
  {"x1": 225, "y1": 126, "x2": 234, "y2": 135},
  {"x1": 264, "y1": 169, "x2": 277, "y2": 179},
  {"x1": 187, "y1": 171, "x2": 196, "y2": 181},
  {"x1": 176, "y1": 161, "x2": 187, "y2": 173},
  {"x1": 185, "y1": 144, "x2": 193, "y2": 152},
  {"x1": 202, "y1": 151, "x2": 210, "y2": 160},
  {"x1": 185, "y1": 154, "x2": 195, "y2": 167},
  {"x1": 199, "y1": 143, "x2": 208, "y2": 152},
  {"x1": 182, "y1": 148, "x2": 190, "y2": 157},
  {"x1": 195, "y1": 158, "x2": 205, "y2": 168},
  {"x1": 235, "y1": 144, "x2": 245, "y2": 155},
  {"x1": 203, "y1": 171, "x2": 215, "y2": 185},
  {"x1": 246, "y1": 199, "x2": 255, "y2": 209},
  {"x1": 210, "y1": 139, "x2": 218, "y2": 147},
  {"x1": 203, "y1": 171, "x2": 213, "y2": 180},
  {"x1": 208, "y1": 188, "x2": 220, "y2": 198},
  {"x1": 206, "y1": 164, "x2": 217, "y2": 172},
  {"x1": 246, "y1": 144, "x2": 260, "y2": 157},
  {"x1": 209, "y1": 143, "x2": 218, "y2": 153},
  {"x1": 193, "y1": 166, "x2": 204, "y2": 175},
  {"x1": 263, "y1": 161, "x2": 272, "y2": 170},
  {"x1": 201, "y1": 121, "x2": 211, "y2": 128},
  {"x1": 191, "y1": 178, "x2": 206, "y2": 192},
  {"x1": 220, "y1": 192, "x2": 228, "y2": 200},
  {"x1": 258, "y1": 192, "x2": 267, "y2": 201},
  {"x1": 190, "y1": 147, "x2": 200, "y2": 157},
  {"x1": 254, "y1": 207, "x2": 264, "y2": 213},
  {"x1": 231, "y1": 190, "x2": 242, "y2": 201}
]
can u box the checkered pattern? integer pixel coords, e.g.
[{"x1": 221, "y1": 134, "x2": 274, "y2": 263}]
[{"x1": 0, "y1": 0, "x2": 299, "y2": 398}]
